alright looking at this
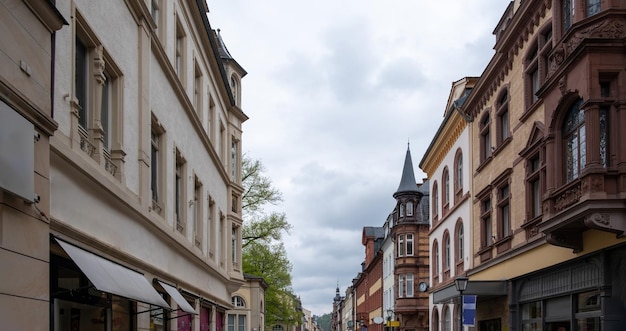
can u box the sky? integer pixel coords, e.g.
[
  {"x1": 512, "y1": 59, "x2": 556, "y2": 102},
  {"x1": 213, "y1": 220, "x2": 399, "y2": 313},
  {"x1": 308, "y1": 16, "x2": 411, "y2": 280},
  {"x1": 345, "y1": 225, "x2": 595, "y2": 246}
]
[{"x1": 207, "y1": 0, "x2": 510, "y2": 317}]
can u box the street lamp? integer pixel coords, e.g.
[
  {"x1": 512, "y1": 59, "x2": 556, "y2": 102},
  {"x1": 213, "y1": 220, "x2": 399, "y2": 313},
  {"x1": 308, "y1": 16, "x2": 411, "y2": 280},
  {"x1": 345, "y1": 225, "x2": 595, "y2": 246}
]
[
  {"x1": 386, "y1": 310, "x2": 394, "y2": 331},
  {"x1": 454, "y1": 276, "x2": 469, "y2": 331}
]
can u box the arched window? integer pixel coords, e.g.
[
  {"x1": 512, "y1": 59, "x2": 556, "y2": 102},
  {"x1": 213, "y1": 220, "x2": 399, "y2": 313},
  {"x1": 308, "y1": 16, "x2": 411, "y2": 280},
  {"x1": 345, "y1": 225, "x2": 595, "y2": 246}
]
[
  {"x1": 443, "y1": 305, "x2": 452, "y2": 331},
  {"x1": 456, "y1": 221, "x2": 464, "y2": 262},
  {"x1": 443, "y1": 231, "x2": 451, "y2": 271},
  {"x1": 432, "y1": 240, "x2": 439, "y2": 283},
  {"x1": 454, "y1": 149, "x2": 463, "y2": 202},
  {"x1": 432, "y1": 181, "x2": 439, "y2": 221},
  {"x1": 432, "y1": 307, "x2": 440, "y2": 331},
  {"x1": 442, "y1": 167, "x2": 450, "y2": 210},
  {"x1": 232, "y1": 296, "x2": 246, "y2": 308},
  {"x1": 563, "y1": 98, "x2": 585, "y2": 182}
]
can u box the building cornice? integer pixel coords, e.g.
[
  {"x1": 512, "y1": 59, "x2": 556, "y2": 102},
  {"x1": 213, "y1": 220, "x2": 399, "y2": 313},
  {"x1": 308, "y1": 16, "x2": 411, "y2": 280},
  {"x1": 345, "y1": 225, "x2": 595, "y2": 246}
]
[{"x1": 419, "y1": 111, "x2": 466, "y2": 176}]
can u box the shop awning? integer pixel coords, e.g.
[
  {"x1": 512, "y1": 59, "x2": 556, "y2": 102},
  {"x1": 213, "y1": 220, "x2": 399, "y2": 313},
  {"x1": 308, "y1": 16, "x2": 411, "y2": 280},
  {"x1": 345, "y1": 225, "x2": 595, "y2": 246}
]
[
  {"x1": 55, "y1": 238, "x2": 170, "y2": 308},
  {"x1": 432, "y1": 280, "x2": 507, "y2": 304},
  {"x1": 157, "y1": 281, "x2": 196, "y2": 314}
]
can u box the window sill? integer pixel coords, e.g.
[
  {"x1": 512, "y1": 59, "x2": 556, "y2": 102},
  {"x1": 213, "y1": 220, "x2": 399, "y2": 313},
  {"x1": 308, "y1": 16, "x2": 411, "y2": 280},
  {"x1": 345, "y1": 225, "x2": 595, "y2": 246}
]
[
  {"x1": 495, "y1": 235, "x2": 512, "y2": 254},
  {"x1": 493, "y1": 137, "x2": 512, "y2": 156},
  {"x1": 477, "y1": 246, "x2": 492, "y2": 262},
  {"x1": 476, "y1": 156, "x2": 493, "y2": 173}
]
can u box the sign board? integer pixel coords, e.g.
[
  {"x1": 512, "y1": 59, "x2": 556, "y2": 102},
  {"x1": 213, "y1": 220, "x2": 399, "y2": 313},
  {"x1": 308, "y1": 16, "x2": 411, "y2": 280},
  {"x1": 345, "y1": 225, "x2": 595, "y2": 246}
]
[
  {"x1": 386, "y1": 321, "x2": 400, "y2": 327},
  {"x1": 463, "y1": 295, "x2": 477, "y2": 326}
]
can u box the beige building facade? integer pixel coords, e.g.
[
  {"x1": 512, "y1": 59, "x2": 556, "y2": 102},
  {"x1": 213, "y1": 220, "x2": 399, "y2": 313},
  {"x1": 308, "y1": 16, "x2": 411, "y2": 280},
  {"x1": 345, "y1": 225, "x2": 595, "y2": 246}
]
[
  {"x1": 457, "y1": 0, "x2": 626, "y2": 330},
  {"x1": 1, "y1": 0, "x2": 249, "y2": 330}
]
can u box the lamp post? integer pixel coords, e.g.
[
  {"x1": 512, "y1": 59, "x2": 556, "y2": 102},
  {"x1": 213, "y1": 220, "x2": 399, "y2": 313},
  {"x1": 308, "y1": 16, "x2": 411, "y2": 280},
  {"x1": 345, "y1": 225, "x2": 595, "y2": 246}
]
[
  {"x1": 386, "y1": 310, "x2": 394, "y2": 331},
  {"x1": 454, "y1": 276, "x2": 469, "y2": 331}
]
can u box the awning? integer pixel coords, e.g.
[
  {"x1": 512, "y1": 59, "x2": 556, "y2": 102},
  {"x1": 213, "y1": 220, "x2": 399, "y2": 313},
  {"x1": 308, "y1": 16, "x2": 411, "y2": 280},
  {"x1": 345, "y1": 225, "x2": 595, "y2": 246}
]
[
  {"x1": 432, "y1": 280, "x2": 507, "y2": 304},
  {"x1": 55, "y1": 238, "x2": 170, "y2": 308},
  {"x1": 157, "y1": 281, "x2": 196, "y2": 314}
]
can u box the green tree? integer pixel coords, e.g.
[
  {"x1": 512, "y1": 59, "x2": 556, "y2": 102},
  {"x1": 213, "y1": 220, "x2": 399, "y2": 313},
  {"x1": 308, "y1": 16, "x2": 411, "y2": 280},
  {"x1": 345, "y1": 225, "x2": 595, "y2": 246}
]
[{"x1": 241, "y1": 155, "x2": 300, "y2": 328}]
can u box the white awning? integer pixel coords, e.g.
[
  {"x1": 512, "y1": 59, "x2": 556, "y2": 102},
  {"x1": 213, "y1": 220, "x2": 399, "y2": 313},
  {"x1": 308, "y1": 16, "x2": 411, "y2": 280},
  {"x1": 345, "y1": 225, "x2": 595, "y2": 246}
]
[
  {"x1": 157, "y1": 281, "x2": 196, "y2": 314},
  {"x1": 55, "y1": 238, "x2": 170, "y2": 308}
]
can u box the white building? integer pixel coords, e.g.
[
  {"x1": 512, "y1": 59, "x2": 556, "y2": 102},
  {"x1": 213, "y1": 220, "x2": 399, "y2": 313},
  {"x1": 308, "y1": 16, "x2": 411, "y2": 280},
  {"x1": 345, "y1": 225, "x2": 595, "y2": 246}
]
[
  {"x1": 3, "y1": 0, "x2": 248, "y2": 329},
  {"x1": 419, "y1": 77, "x2": 476, "y2": 331}
]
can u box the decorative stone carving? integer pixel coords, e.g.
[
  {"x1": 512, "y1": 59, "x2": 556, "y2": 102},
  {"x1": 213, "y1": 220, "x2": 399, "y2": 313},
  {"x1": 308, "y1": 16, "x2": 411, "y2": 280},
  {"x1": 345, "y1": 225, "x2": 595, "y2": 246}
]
[
  {"x1": 554, "y1": 182, "x2": 581, "y2": 211},
  {"x1": 584, "y1": 212, "x2": 626, "y2": 237}
]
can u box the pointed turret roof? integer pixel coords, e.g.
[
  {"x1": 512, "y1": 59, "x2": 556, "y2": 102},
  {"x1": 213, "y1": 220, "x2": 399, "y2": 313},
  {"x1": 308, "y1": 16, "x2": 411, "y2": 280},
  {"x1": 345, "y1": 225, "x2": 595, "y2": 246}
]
[{"x1": 394, "y1": 144, "x2": 419, "y2": 196}]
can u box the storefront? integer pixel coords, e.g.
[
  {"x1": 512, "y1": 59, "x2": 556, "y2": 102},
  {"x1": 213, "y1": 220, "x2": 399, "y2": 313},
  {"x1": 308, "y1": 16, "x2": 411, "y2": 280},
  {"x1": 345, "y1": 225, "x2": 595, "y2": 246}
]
[
  {"x1": 50, "y1": 237, "x2": 198, "y2": 331},
  {"x1": 511, "y1": 244, "x2": 626, "y2": 331}
]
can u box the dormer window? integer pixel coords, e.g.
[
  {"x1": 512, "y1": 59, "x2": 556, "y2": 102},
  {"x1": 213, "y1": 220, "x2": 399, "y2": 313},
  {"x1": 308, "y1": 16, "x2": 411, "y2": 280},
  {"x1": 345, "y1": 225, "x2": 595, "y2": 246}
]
[{"x1": 406, "y1": 201, "x2": 413, "y2": 216}]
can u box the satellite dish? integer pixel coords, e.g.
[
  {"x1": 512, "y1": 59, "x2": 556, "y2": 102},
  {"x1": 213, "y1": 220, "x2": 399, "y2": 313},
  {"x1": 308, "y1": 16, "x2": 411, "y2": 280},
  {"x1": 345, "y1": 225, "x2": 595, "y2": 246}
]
[{"x1": 373, "y1": 317, "x2": 384, "y2": 324}]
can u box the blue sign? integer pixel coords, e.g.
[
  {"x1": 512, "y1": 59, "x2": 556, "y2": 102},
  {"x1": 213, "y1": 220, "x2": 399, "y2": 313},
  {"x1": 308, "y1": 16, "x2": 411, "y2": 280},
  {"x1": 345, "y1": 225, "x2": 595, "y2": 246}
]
[{"x1": 462, "y1": 295, "x2": 476, "y2": 326}]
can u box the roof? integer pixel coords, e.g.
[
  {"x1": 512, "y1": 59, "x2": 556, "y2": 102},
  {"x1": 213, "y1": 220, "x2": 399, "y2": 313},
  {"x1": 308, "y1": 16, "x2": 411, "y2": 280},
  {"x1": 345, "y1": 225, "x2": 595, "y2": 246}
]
[{"x1": 394, "y1": 145, "x2": 419, "y2": 196}]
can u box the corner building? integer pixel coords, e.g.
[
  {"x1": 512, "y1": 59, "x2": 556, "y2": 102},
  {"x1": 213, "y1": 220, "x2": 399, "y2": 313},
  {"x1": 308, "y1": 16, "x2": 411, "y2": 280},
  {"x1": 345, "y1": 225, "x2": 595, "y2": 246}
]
[{"x1": 457, "y1": 0, "x2": 626, "y2": 330}]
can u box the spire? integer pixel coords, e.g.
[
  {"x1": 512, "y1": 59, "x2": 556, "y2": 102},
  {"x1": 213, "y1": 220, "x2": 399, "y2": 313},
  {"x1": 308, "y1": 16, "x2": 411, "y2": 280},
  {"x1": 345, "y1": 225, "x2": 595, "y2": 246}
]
[
  {"x1": 334, "y1": 283, "x2": 341, "y2": 302},
  {"x1": 394, "y1": 144, "x2": 419, "y2": 196}
]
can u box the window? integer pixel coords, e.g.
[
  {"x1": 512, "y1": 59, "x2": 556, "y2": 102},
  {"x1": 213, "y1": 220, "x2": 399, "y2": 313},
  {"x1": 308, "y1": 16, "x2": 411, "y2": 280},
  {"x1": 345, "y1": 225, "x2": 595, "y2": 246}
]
[
  {"x1": 194, "y1": 176, "x2": 203, "y2": 247},
  {"x1": 151, "y1": 116, "x2": 165, "y2": 214},
  {"x1": 481, "y1": 198, "x2": 492, "y2": 247},
  {"x1": 563, "y1": 99, "x2": 585, "y2": 182},
  {"x1": 75, "y1": 37, "x2": 89, "y2": 130},
  {"x1": 228, "y1": 314, "x2": 247, "y2": 331},
  {"x1": 497, "y1": 184, "x2": 510, "y2": 240},
  {"x1": 399, "y1": 203, "x2": 405, "y2": 217},
  {"x1": 456, "y1": 221, "x2": 464, "y2": 263},
  {"x1": 73, "y1": 18, "x2": 124, "y2": 177},
  {"x1": 443, "y1": 306, "x2": 452, "y2": 331},
  {"x1": 272, "y1": 326, "x2": 283, "y2": 331},
  {"x1": 231, "y1": 225, "x2": 238, "y2": 265},
  {"x1": 496, "y1": 89, "x2": 510, "y2": 146},
  {"x1": 232, "y1": 296, "x2": 246, "y2": 308},
  {"x1": 208, "y1": 96, "x2": 215, "y2": 139},
  {"x1": 587, "y1": 0, "x2": 600, "y2": 16},
  {"x1": 432, "y1": 181, "x2": 439, "y2": 220},
  {"x1": 432, "y1": 308, "x2": 440, "y2": 331},
  {"x1": 442, "y1": 167, "x2": 450, "y2": 210},
  {"x1": 406, "y1": 233, "x2": 414, "y2": 256},
  {"x1": 398, "y1": 234, "x2": 405, "y2": 257},
  {"x1": 432, "y1": 241, "x2": 439, "y2": 282},
  {"x1": 563, "y1": 0, "x2": 574, "y2": 31},
  {"x1": 398, "y1": 274, "x2": 404, "y2": 298},
  {"x1": 231, "y1": 137, "x2": 239, "y2": 181},
  {"x1": 406, "y1": 273, "x2": 414, "y2": 297},
  {"x1": 230, "y1": 74, "x2": 238, "y2": 105},
  {"x1": 175, "y1": 149, "x2": 186, "y2": 233},
  {"x1": 443, "y1": 232, "x2": 450, "y2": 271},
  {"x1": 454, "y1": 149, "x2": 463, "y2": 202},
  {"x1": 600, "y1": 107, "x2": 608, "y2": 168},
  {"x1": 175, "y1": 19, "x2": 186, "y2": 81},
  {"x1": 208, "y1": 196, "x2": 215, "y2": 255},
  {"x1": 406, "y1": 201, "x2": 413, "y2": 216},
  {"x1": 480, "y1": 112, "x2": 492, "y2": 162},
  {"x1": 194, "y1": 62, "x2": 202, "y2": 111},
  {"x1": 524, "y1": 24, "x2": 552, "y2": 110},
  {"x1": 528, "y1": 156, "x2": 542, "y2": 219}
]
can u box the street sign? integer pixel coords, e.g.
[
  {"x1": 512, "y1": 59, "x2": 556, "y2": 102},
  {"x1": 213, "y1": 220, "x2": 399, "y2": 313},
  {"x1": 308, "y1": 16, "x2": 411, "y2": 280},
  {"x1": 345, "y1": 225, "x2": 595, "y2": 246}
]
[{"x1": 386, "y1": 321, "x2": 400, "y2": 327}]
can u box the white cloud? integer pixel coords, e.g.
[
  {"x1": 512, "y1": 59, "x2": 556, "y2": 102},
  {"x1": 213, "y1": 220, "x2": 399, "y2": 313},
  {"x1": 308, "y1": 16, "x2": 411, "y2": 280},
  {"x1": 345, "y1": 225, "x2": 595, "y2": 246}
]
[{"x1": 208, "y1": 0, "x2": 508, "y2": 316}]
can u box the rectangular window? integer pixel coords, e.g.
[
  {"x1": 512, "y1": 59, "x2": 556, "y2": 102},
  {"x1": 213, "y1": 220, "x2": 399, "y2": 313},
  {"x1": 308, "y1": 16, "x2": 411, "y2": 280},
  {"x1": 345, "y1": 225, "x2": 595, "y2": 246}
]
[
  {"x1": 75, "y1": 38, "x2": 89, "y2": 130},
  {"x1": 398, "y1": 275, "x2": 404, "y2": 298},
  {"x1": 406, "y1": 273, "x2": 414, "y2": 297},
  {"x1": 194, "y1": 177, "x2": 203, "y2": 247},
  {"x1": 175, "y1": 20, "x2": 186, "y2": 81},
  {"x1": 231, "y1": 137, "x2": 238, "y2": 181},
  {"x1": 238, "y1": 315, "x2": 246, "y2": 331},
  {"x1": 498, "y1": 184, "x2": 510, "y2": 239},
  {"x1": 194, "y1": 62, "x2": 202, "y2": 111},
  {"x1": 406, "y1": 233, "x2": 414, "y2": 256},
  {"x1": 151, "y1": 118, "x2": 165, "y2": 214},
  {"x1": 231, "y1": 226, "x2": 238, "y2": 265},
  {"x1": 587, "y1": 0, "x2": 600, "y2": 16},
  {"x1": 227, "y1": 314, "x2": 235, "y2": 331},
  {"x1": 175, "y1": 149, "x2": 186, "y2": 233},
  {"x1": 397, "y1": 234, "x2": 405, "y2": 257},
  {"x1": 207, "y1": 197, "x2": 214, "y2": 255},
  {"x1": 481, "y1": 198, "x2": 492, "y2": 247}
]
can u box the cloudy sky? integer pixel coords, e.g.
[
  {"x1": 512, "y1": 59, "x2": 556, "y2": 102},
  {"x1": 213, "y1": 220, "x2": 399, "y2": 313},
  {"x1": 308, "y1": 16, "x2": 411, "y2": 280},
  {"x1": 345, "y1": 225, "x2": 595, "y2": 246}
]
[{"x1": 208, "y1": 0, "x2": 509, "y2": 316}]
